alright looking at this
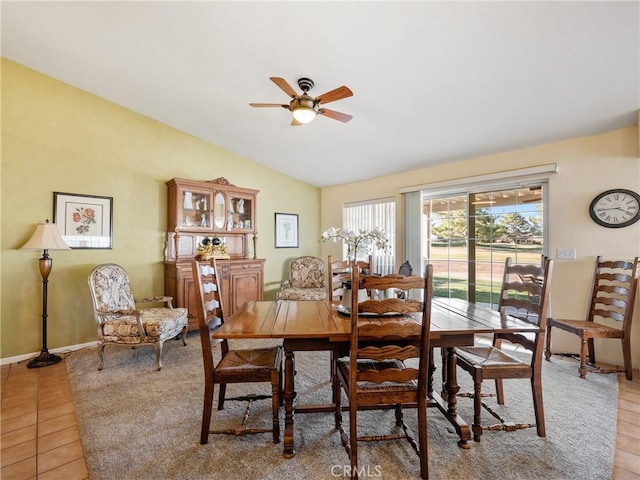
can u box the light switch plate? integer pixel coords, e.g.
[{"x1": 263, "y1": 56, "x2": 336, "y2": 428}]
[{"x1": 556, "y1": 248, "x2": 577, "y2": 260}]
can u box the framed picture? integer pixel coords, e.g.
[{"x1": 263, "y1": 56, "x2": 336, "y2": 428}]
[
  {"x1": 53, "y1": 192, "x2": 113, "y2": 249},
  {"x1": 275, "y1": 213, "x2": 299, "y2": 248}
]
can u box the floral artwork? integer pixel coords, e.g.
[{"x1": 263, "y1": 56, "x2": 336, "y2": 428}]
[
  {"x1": 54, "y1": 192, "x2": 113, "y2": 249},
  {"x1": 320, "y1": 226, "x2": 389, "y2": 261},
  {"x1": 73, "y1": 207, "x2": 96, "y2": 235}
]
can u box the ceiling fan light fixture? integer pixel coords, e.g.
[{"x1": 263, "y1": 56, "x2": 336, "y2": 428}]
[
  {"x1": 290, "y1": 95, "x2": 318, "y2": 124},
  {"x1": 251, "y1": 76, "x2": 352, "y2": 125},
  {"x1": 292, "y1": 106, "x2": 317, "y2": 124}
]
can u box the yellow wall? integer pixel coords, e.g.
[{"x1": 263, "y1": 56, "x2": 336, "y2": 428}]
[
  {"x1": 1, "y1": 59, "x2": 321, "y2": 359},
  {"x1": 321, "y1": 127, "x2": 640, "y2": 368}
]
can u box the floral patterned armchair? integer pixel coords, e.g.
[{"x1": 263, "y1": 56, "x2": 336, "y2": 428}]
[
  {"x1": 276, "y1": 256, "x2": 327, "y2": 301},
  {"x1": 87, "y1": 263, "x2": 188, "y2": 371}
]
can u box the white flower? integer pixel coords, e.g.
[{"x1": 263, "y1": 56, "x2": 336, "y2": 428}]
[{"x1": 320, "y1": 226, "x2": 390, "y2": 260}]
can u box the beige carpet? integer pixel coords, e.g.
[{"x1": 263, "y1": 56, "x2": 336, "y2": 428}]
[{"x1": 66, "y1": 332, "x2": 617, "y2": 480}]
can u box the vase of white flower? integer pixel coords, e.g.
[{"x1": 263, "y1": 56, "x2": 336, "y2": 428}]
[{"x1": 320, "y1": 226, "x2": 389, "y2": 262}]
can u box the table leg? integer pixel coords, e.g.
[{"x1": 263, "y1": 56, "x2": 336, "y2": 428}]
[
  {"x1": 441, "y1": 347, "x2": 448, "y2": 400},
  {"x1": 282, "y1": 346, "x2": 297, "y2": 458},
  {"x1": 445, "y1": 346, "x2": 470, "y2": 449}
]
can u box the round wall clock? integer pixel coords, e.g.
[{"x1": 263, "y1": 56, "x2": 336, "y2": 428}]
[{"x1": 589, "y1": 189, "x2": 640, "y2": 228}]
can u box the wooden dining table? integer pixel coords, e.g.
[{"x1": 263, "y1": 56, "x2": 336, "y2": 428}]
[{"x1": 212, "y1": 297, "x2": 542, "y2": 457}]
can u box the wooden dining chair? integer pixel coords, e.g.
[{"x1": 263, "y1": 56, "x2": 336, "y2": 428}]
[
  {"x1": 335, "y1": 265, "x2": 433, "y2": 479},
  {"x1": 327, "y1": 254, "x2": 373, "y2": 301},
  {"x1": 453, "y1": 257, "x2": 553, "y2": 442},
  {"x1": 545, "y1": 256, "x2": 639, "y2": 380},
  {"x1": 192, "y1": 259, "x2": 283, "y2": 444},
  {"x1": 327, "y1": 255, "x2": 374, "y2": 412}
]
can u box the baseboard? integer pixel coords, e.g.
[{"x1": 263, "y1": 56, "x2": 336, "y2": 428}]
[{"x1": 1, "y1": 341, "x2": 97, "y2": 366}]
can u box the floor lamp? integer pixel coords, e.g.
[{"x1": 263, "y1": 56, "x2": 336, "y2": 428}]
[{"x1": 21, "y1": 220, "x2": 70, "y2": 368}]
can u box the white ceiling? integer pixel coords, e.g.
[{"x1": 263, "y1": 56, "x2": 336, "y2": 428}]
[{"x1": 2, "y1": 1, "x2": 638, "y2": 188}]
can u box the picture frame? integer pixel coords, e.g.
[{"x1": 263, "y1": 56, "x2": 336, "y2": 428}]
[
  {"x1": 53, "y1": 192, "x2": 113, "y2": 249},
  {"x1": 274, "y1": 213, "x2": 299, "y2": 248}
]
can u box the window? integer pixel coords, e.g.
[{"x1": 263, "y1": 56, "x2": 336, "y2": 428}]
[
  {"x1": 343, "y1": 198, "x2": 395, "y2": 275},
  {"x1": 424, "y1": 184, "x2": 546, "y2": 308}
]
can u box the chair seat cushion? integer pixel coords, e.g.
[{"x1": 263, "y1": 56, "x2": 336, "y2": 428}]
[
  {"x1": 276, "y1": 288, "x2": 327, "y2": 301},
  {"x1": 337, "y1": 358, "x2": 418, "y2": 391},
  {"x1": 102, "y1": 308, "x2": 187, "y2": 341},
  {"x1": 216, "y1": 347, "x2": 282, "y2": 374},
  {"x1": 455, "y1": 346, "x2": 528, "y2": 370},
  {"x1": 548, "y1": 318, "x2": 624, "y2": 337}
]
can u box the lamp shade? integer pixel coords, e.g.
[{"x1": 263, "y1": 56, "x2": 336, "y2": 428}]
[{"x1": 21, "y1": 221, "x2": 71, "y2": 250}]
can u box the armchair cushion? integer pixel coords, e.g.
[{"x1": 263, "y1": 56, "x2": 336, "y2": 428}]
[
  {"x1": 101, "y1": 308, "x2": 187, "y2": 340},
  {"x1": 277, "y1": 287, "x2": 327, "y2": 301}
]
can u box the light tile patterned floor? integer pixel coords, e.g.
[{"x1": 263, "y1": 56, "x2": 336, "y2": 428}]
[{"x1": 1, "y1": 357, "x2": 639, "y2": 479}]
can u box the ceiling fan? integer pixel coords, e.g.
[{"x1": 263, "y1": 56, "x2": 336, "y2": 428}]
[{"x1": 249, "y1": 77, "x2": 353, "y2": 126}]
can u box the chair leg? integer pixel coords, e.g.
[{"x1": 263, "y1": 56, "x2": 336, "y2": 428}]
[
  {"x1": 418, "y1": 398, "x2": 429, "y2": 480},
  {"x1": 495, "y1": 379, "x2": 505, "y2": 405},
  {"x1": 331, "y1": 350, "x2": 339, "y2": 405},
  {"x1": 200, "y1": 382, "x2": 214, "y2": 445},
  {"x1": 154, "y1": 341, "x2": 163, "y2": 371},
  {"x1": 544, "y1": 325, "x2": 552, "y2": 361},
  {"x1": 394, "y1": 404, "x2": 404, "y2": 426},
  {"x1": 350, "y1": 403, "x2": 358, "y2": 479},
  {"x1": 622, "y1": 336, "x2": 633, "y2": 380},
  {"x1": 97, "y1": 342, "x2": 106, "y2": 371},
  {"x1": 579, "y1": 338, "x2": 588, "y2": 378},
  {"x1": 472, "y1": 374, "x2": 483, "y2": 442},
  {"x1": 334, "y1": 385, "x2": 342, "y2": 429},
  {"x1": 587, "y1": 337, "x2": 596, "y2": 365},
  {"x1": 180, "y1": 325, "x2": 188, "y2": 346},
  {"x1": 217, "y1": 384, "x2": 227, "y2": 410},
  {"x1": 531, "y1": 373, "x2": 546, "y2": 437}
]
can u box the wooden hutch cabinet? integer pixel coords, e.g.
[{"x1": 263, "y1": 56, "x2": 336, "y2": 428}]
[{"x1": 163, "y1": 177, "x2": 265, "y2": 331}]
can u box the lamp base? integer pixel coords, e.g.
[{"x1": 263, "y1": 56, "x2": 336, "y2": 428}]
[{"x1": 27, "y1": 350, "x2": 62, "y2": 369}]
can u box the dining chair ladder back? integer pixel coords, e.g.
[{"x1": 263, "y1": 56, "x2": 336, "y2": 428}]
[
  {"x1": 454, "y1": 257, "x2": 553, "y2": 442},
  {"x1": 327, "y1": 255, "x2": 374, "y2": 408},
  {"x1": 192, "y1": 259, "x2": 283, "y2": 444},
  {"x1": 328, "y1": 254, "x2": 373, "y2": 302},
  {"x1": 335, "y1": 265, "x2": 434, "y2": 479},
  {"x1": 545, "y1": 256, "x2": 639, "y2": 380}
]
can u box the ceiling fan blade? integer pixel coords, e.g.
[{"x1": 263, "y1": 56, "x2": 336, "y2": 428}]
[
  {"x1": 270, "y1": 77, "x2": 298, "y2": 98},
  {"x1": 315, "y1": 86, "x2": 353, "y2": 105},
  {"x1": 318, "y1": 108, "x2": 353, "y2": 123},
  {"x1": 249, "y1": 103, "x2": 289, "y2": 108}
]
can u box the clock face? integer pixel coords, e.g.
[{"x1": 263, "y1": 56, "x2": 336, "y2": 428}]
[{"x1": 589, "y1": 189, "x2": 640, "y2": 228}]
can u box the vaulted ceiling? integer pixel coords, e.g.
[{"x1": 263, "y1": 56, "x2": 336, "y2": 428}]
[{"x1": 2, "y1": 1, "x2": 638, "y2": 188}]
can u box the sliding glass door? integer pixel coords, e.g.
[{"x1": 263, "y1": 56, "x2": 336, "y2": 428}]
[{"x1": 423, "y1": 184, "x2": 545, "y2": 308}]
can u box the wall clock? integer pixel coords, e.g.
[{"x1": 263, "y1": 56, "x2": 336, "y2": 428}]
[{"x1": 589, "y1": 189, "x2": 640, "y2": 228}]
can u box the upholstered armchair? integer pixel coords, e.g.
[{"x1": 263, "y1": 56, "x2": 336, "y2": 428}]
[
  {"x1": 276, "y1": 256, "x2": 327, "y2": 301},
  {"x1": 87, "y1": 263, "x2": 188, "y2": 371}
]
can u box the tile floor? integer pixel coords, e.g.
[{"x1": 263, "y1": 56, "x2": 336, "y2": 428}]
[{"x1": 1, "y1": 356, "x2": 639, "y2": 479}]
